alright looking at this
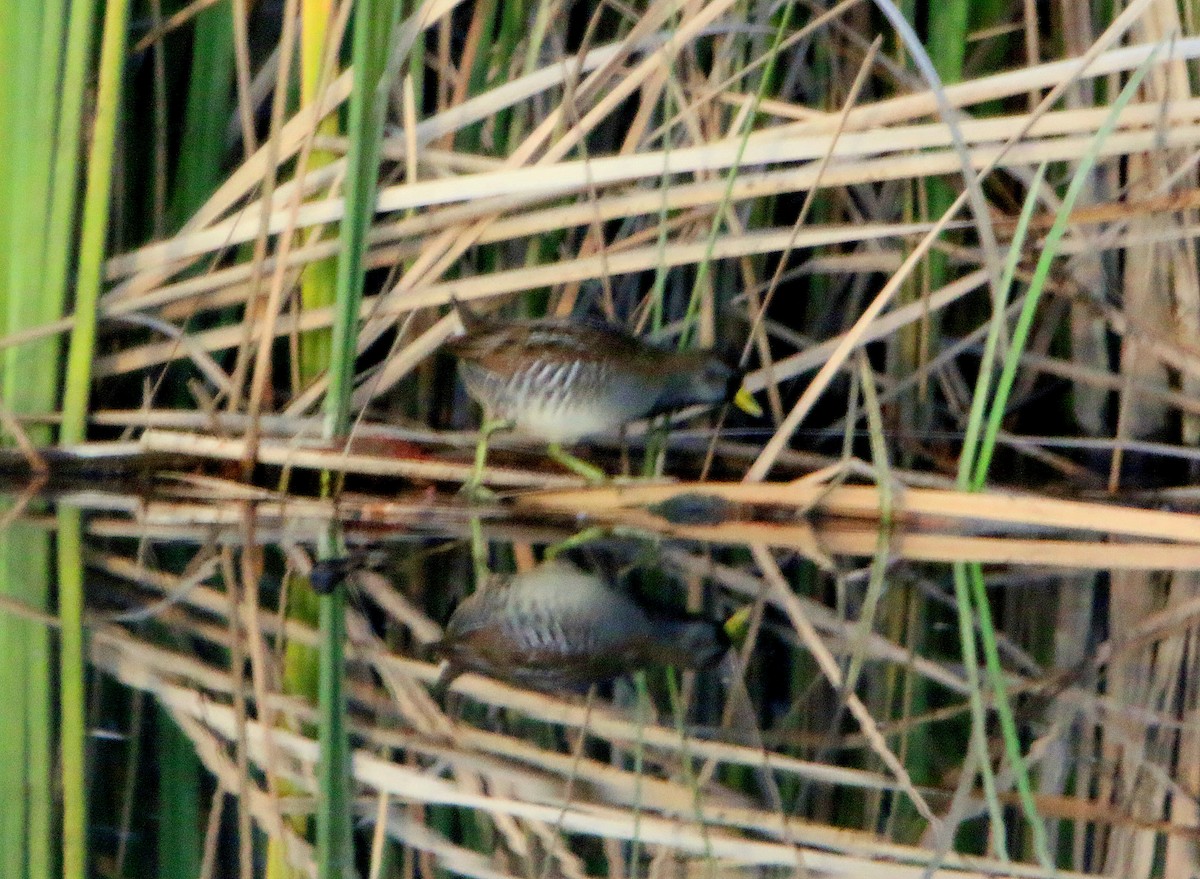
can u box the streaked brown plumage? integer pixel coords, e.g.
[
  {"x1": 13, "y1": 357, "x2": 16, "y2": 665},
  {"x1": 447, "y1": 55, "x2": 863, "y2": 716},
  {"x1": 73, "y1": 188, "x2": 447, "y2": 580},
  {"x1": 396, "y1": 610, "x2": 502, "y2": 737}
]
[
  {"x1": 435, "y1": 560, "x2": 730, "y2": 690},
  {"x1": 446, "y1": 304, "x2": 761, "y2": 445}
]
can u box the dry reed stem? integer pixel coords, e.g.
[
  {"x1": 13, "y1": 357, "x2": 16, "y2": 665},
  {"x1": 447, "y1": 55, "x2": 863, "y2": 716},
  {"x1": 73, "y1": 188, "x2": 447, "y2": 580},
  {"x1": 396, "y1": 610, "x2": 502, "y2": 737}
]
[
  {"x1": 101, "y1": 30, "x2": 1200, "y2": 281},
  {"x1": 516, "y1": 481, "x2": 1200, "y2": 543},
  {"x1": 66, "y1": 515, "x2": 1200, "y2": 874},
  {"x1": 93, "y1": 638, "x2": 1086, "y2": 879},
  {"x1": 138, "y1": 428, "x2": 583, "y2": 488},
  {"x1": 102, "y1": 95, "x2": 1200, "y2": 277},
  {"x1": 20, "y1": 2, "x2": 1200, "y2": 873}
]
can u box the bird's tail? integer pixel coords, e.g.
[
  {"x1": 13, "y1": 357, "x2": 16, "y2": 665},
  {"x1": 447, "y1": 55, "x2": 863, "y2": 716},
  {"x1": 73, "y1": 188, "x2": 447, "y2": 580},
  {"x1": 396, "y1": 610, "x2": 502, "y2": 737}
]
[{"x1": 449, "y1": 295, "x2": 490, "y2": 333}]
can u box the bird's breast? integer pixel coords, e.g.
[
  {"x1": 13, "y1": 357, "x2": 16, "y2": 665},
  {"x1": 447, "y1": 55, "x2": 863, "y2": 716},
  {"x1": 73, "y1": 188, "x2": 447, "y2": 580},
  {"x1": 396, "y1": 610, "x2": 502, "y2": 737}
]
[{"x1": 461, "y1": 357, "x2": 665, "y2": 442}]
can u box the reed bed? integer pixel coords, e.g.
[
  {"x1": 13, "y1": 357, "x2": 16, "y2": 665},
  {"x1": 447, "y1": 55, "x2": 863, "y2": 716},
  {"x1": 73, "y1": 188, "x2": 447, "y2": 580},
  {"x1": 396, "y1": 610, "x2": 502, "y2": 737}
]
[{"x1": 4, "y1": 0, "x2": 1200, "y2": 877}]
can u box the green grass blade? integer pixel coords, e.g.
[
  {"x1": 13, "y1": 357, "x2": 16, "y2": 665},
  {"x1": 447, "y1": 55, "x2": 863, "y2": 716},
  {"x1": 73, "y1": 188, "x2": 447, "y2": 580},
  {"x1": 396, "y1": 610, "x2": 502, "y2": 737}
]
[
  {"x1": 0, "y1": 0, "x2": 99, "y2": 875},
  {"x1": 169, "y1": 3, "x2": 236, "y2": 232},
  {"x1": 1, "y1": 8, "x2": 53, "y2": 879},
  {"x1": 8, "y1": 0, "x2": 63, "y2": 442},
  {"x1": 40, "y1": 0, "x2": 99, "y2": 354},
  {"x1": 156, "y1": 707, "x2": 201, "y2": 879},
  {"x1": 324, "y1": 1, "x2": 404, "y2": 433},
  {"x1": 950, "y1": 562, "x2": 1009, "y2": 859},
  {"x1": 316, "y1": 564, "x2": 351, "y2": 879},
  {"x1": 681, "y1": 0, "x2": 796, "y2": 350},
  {"x1": 913, "y1": 0, "x2": 967, "y2": 302},
  {"x1": 319, "y1": 1, "x2": 405, "y2": 875},
  {"x1": 956, "y1": 161, "x2": 1047, "y2": 487},
  {"x1": 56, "y1": 506, "x2": 88, "y2": 879},
  {"x1": 299, "y1": 0, "x2": 341, "y2": 382},
  {"x1": 59, "y1": 0, "x2": 131, "y2": 444},
  {"x1": 950, "y1": 44, "x2": 1164, "y2": 868},
  {"x1": 970, "y1": 45, "x2": 1163, "y2": 490},
  {"x1": 0, "y1": 525, "x2": 53, "y2": 879},
  {"x1": 276, "y1": 8, "x2": 342, "y2": 874},
  {"x1": 967, "y1": 560, "x2": 1050, "y2": 862},
  {"x1": 56, "y1": 1, "x2": 132, "y2": 875}
]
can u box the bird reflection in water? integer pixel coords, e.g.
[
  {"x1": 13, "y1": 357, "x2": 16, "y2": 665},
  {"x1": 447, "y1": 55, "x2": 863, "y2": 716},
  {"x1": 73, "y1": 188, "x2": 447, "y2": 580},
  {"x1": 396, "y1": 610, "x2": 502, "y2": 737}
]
[
  {"x1": 433, "y1": 559, "x2": 735, "y2": 692},
  {"x1": 311, "y1": 551, "x2": 746, "y2": 695}
]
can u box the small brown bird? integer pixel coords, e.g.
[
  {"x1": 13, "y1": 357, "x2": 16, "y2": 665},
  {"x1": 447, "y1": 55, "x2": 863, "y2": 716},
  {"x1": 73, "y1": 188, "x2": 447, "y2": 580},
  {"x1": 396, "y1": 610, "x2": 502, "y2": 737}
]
[
  {"x1": 446, "y1": 301, "x2": 762, "y2": 485},
  {"x1": 434, "y1": 560, "x2": 731, "y2": 690}
]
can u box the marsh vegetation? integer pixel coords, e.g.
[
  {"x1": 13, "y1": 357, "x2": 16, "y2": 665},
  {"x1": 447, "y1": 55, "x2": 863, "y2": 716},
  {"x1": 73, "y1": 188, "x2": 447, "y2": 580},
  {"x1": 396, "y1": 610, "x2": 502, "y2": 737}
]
[{"x1": 3, "y1": 1, "x2": 1200, "y2": 878}]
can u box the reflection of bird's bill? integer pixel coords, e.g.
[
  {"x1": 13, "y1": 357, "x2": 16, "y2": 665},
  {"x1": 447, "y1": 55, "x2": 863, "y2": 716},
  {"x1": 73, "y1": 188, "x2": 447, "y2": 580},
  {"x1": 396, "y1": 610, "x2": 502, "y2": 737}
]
[
  {"x1": 722, "y1": 605, "x2": 753, "y2": 646},
  {"x1": 733, "y1": 385, "x2": 763, "y2": 417}
]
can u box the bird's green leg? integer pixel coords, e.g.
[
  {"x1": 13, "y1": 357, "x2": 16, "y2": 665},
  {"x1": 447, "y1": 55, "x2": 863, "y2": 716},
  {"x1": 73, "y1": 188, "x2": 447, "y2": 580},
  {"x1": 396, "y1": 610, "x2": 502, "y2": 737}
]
[
  {"x1": 462, "y1": 417, "x2": 513, "y2": 501},
  {"x1": 547, "y1": 442, "x2": 608, "y2": 484},
  {"x1": 544, "y1": 525, "x2": 612, "y2": 560},
  {"x1": 468, "y1": 514, "x2": 489, "y2": 588}
]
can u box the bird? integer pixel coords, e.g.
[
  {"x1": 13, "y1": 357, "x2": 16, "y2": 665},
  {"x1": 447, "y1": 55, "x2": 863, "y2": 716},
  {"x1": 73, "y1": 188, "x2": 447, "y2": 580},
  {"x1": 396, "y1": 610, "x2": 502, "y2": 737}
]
[
  {"x1": 445, "y1": 299, "x2": 763, "y2": 489},
  {"x1": 433, "y1": 559, "x2": 734, "y2": 691}
]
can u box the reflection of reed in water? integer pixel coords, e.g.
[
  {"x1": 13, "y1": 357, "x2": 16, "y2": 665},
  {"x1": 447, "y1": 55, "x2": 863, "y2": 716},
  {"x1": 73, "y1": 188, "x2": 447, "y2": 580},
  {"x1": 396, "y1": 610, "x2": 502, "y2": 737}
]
[{"x1": 433, "y1": 559, "x2": 733, "y2": 691}]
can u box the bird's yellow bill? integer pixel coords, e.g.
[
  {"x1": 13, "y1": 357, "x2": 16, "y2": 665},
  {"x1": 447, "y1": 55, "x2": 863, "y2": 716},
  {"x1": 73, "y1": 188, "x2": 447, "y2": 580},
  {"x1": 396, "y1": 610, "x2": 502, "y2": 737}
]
[{"x1": 733, "y1": 386, "x2": 763, "y2": 417}]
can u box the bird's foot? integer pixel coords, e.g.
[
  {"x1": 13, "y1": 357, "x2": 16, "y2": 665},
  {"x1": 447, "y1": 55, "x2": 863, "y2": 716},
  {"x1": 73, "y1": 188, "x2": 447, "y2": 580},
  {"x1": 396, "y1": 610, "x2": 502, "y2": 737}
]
[
  {"x1": 461, "y1": 417, "x2": 514, "y2": 500},
  {"x1": 544, "y1": 525, "x2": 613, "y2": 560},
  {"x1": 458, "y1": 481, "x2": 500, "y2": 504},
  {"x1": 547, "y1": 442, "x2": 608, "y2": 484}
]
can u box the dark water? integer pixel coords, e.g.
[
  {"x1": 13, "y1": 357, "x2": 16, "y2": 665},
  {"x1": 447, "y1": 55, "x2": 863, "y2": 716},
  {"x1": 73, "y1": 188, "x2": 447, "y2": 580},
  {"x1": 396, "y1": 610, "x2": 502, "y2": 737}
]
[{"x1": 3, "y1": 474, "x2": 1199, "y2": 878}]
